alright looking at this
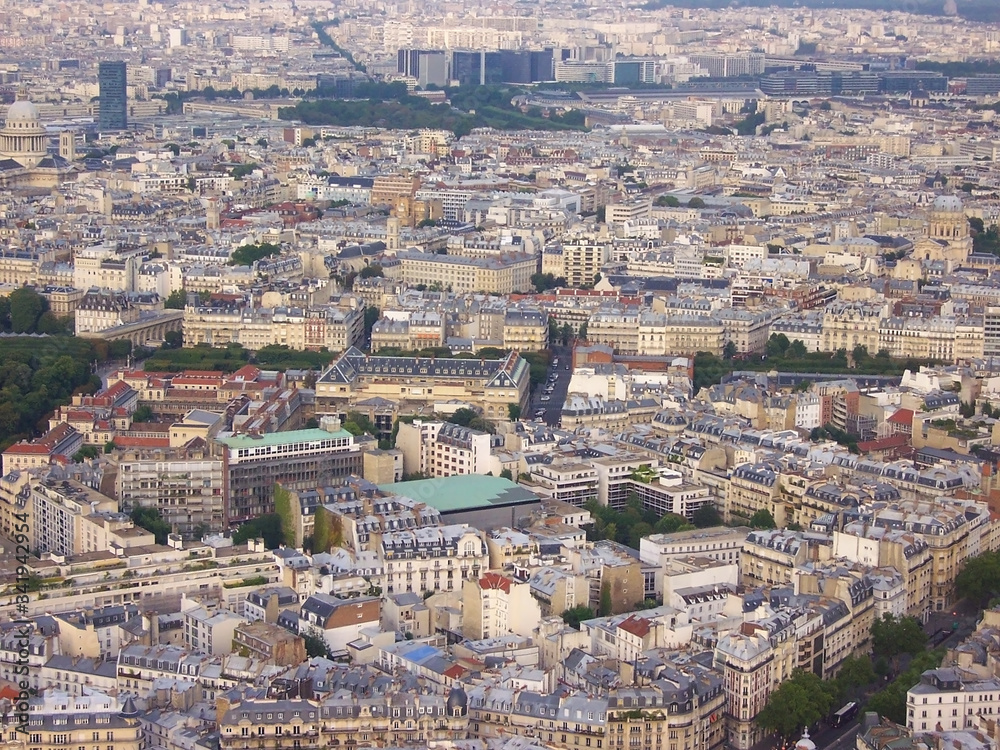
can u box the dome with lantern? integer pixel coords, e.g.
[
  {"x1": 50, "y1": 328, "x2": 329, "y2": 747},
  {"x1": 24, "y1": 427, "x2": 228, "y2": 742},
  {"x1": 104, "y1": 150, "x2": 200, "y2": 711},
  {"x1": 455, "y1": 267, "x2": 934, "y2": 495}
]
[
  {"x1": 794, "y1": 727, "x2": 816, "y2": 750},
  {"x1": 0, "y1": 88, "x2": 48, "y2": 169}
]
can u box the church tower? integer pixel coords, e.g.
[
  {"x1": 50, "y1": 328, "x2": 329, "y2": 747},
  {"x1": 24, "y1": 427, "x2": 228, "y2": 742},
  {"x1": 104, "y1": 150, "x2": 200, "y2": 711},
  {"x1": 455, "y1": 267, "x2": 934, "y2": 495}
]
[{"x1": 59, "y1": 131, "x2": 76, "y2": 161}]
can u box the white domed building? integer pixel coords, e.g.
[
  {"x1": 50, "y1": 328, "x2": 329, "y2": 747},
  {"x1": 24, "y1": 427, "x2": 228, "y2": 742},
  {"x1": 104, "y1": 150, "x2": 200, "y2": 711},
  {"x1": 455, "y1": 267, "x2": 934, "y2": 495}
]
[
  {"x1": 912, "y1": 193, "x2": 972, "y2": 263},
  {"x1": 0, "y1": 89, "x2": 75, "y2": 188}
]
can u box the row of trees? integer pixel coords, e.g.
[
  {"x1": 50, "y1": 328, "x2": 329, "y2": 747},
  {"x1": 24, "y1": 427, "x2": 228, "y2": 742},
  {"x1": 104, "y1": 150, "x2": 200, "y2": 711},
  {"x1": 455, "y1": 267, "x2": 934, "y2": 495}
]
[
  {"x1": 692, "y1": 337, "x2": 943, "y2": 394},
  {"x1": 758, "y1": 613, "x2": 929, "y2": 738}
]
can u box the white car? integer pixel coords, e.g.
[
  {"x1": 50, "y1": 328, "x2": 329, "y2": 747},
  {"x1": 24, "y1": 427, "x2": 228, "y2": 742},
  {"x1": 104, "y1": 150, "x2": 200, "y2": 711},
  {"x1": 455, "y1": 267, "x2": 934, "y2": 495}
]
[{"x1": 540, "y1": 395, "x2": 551, "y2": 402}]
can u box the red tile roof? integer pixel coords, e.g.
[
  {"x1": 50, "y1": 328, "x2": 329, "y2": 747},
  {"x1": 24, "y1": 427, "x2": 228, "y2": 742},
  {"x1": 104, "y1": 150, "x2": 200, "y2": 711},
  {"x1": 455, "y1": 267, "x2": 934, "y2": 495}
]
[
  {"x1": 478, "y1": 572, "x2": 512, "y2": 593},
  {"x1": 617, "y1": 615, "x2": 652, "y2": 638},
  {"x1": 887, "y1": 409, "x2": 914, "y2": 425}
]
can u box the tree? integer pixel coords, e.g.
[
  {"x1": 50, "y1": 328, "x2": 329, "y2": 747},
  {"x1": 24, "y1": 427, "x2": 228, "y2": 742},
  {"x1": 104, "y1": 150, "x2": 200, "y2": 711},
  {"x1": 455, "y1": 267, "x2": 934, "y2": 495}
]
[
  {"x1": 228, "y1": 242, "x2": 281, "y2": 267},
  {"x1": 692, "y1": 504, "x2": 723, "y2": 528},
  {"x1": 956, "y1": 550, "x2": 1000, "y2": 606},
  {"x1": 9, "y1": 287, "x2": 47, "y2": 333},
  {"x1": 500, "y1": 468, "x2": 513, "y2": 480},
  {"x1": 507, "y1": 403, "x2": 521, "y2": 421},
  {"x1": 655, "y1": 513, "x2": 693, "y2": 534},
  {"x1": 447, "y1": 408, "x2": 478, "y2": 427},
  {"x1": 359, "y1": 264, "x2": 383, "y2": 279},
  {"x1": 560, "y1": 322, "x2": 573, "y2": 346},
  {"x1": 163, "y1": 330, "x2": 183, "y2": 349},
  {"x1": 232, "y1": 513, "x2": 284, "y2": 549},
  {"x1": 599, "y1": 580, "x2": 613, "y2": 616},
  {"x1": 73, "y1": 445, "x2": 100, "y2": 462},
  {"x1": 765, "y1": 333, "x2": 790, "y2": 358},
  {"x1": 749, "y1": 509, "x2": 776, "y2": 529},
  {"x1": 788, "y1": 339, "x2": 808, "y2": 358},
  {"x1": 757, "y1": 670, "x2": 837, "y2": 740},
  {"x1": 104, "y1": 440, "x2": 116, "y2": 454},
  {"x1": 723, "y1": 341, "x2": 738, "y2": 360},
  {"x1": 866, "y1": 649, "x2": 944, "y2": 724},
  {"x1": 872, "y1": 613, "x2": 928, "y2": 670},
  {"x1": 164, "y1": 290, "x2": 187, "y2": 309},
  {"x1": 561, "y1": 605, "x2": 595, "y2": 630},
  {"x1": 687, "y1": 197, "x2": 706, "y2": 208},
  {"x1": 132, "y1": 405, "x2": 155, "y2": 422},
  {"x1": 628, "y1": 521, "x2": 653, "y2": 549},
  {"x1": 852, "y1": 344, "x2": 869, "y2": 364},
  {"x1": 130, "y1": 506, "x2": 172, "y2": 545},
  {"x1": 302, "y1": 627, "x2": 332, "y2": 658},
  {"x1": 655, "y1": 195, "x2": 680, "y2": 207},
  {"x1": 835, "y1": 655, "x2": 876, "y2": 692},
  {"x1": 273, "y1": 484, "x2": 297, "y2": 548}
]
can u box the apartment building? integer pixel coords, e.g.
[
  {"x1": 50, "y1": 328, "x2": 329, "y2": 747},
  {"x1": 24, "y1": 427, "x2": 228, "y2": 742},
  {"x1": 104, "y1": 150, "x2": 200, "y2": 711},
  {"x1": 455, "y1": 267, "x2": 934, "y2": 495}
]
[
  {"x1": 380, "y1": 524, "x2": 488, "y2": 595},
  {"x1": 725, "y1": 463, "x2": 780, "y2": 525},
  {"x1": 503, "y1": 307, "x2": 549, "y2": 351},
  {"x1": 2, "y1": 422, "x2": 83, "y2": 475},
  {"x1": 587, "y1": 307, "x2": 725, "y2": 357},
  {"x1": 877, "y1": 316, "x2": 983, "y2": 363},
  {"x1": 394, "y1": 250, "x2": 536, "y2": 294},
  {"x1": 296, "y1": 594, "x2": 380, "y2": 654},
  {"x1": 217, "y1": 691, "x2": 466, "y2": 750},
  {"x1": 561, "y1": 240, "x2": 610, "y2": 287},
  {"x1": 907, "y1": 669, "x2": 1000, "y2": 734},
  {"x1": 821, "y1": 300, "x2": 885, "y2": 353},
  {"x1": 181, "y1": 600, "x2": 245, "y2": 657},
  {"x1": 739, "y1": 529, "x2": 834, "y2": 588},
  {"x1": 316, "y1": 347, "x2": 531, "y2": 422},
  {"x1": 834, "y1": 525, "x2": 933, "y2": 622},
  {"x1": 395, "y1": 419, "x2": 494, "y2": 478},
  {"x1": 868, "y1": 499, "x2": 984, "y2": 612},
  {"x1": 525, "y1": 456, "x2": 600, "y2": 506},
  {"x1": 74, "y1": 289, "x2": 140, "y2": 336},
  {"x1": 31, "y1": 479, "x2": 118, "y2": 557},
  {"x1": 214, "y1": 422, "x2": 361, "y2": 525},
  {"x1": 715, "y1": 307, "x2": 776, "y2": 355},
  {"x1": 370, "y1": 174, "x2": 421, "y2": 205},
  {"x1": 462, "y1": 572, "x2": 541, "y2": 640},
  {"x1": 116, "y1": 442, "x2": 225, "y2": 538},
  {"x1": 8, "y1": 692, "x2": 143, "y2": 750},
  {"x1": 184, "y1": 302, "x2": 365, "y2": 351},
  {"x1": 640, "y1": 527, "x2": 749, "y2": 568},
  {"x1": 605, "y1": 674, "x2": 727, "y2": 750},
  {"x1": 714, "y1": 626, "x2": 775, "y2": 750}
]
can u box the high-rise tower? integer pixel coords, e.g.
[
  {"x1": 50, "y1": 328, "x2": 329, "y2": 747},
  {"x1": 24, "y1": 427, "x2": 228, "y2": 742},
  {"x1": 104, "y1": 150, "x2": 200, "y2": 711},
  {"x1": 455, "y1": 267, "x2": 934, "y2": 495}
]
[{"x1": 98, "y1": 61, "x2": 128, "y2": 130}]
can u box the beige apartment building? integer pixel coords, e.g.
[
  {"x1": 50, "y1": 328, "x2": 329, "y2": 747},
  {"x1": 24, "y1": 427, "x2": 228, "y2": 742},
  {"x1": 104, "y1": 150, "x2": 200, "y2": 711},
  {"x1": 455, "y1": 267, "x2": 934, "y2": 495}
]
[
  {"x1": 821, "y1": 300, "x2": 885, "y2": 354},
  {"x1": 370, "y1": 174, "x2": 421, "y2": 206},
  {"x1": 394, "y1": 250, "x2": 536, "y2": 294},
  {"x1": 588, "y1": 308, "x2": 724, "y2": 357},
  {"x1": 562, "y1": 240, "x2": 610, "y2": 287},
  {"x1": 877, "y1": 316, "x2": 984, "y2": 363},
  {"x1": 184, "y1": 302, "x2": 365, "y2": 350},
  {"x1": 316, "y1": 347, "x2": 531, "y2": 421},
  {"x1": 116, "y1": 442, "x2": 225, "y2": 538},
  {"x1": 10, "y1": 692, "x2": 143, "y2": 750},
  {"x1": 218, "y1": 693, "x2": 466, "y2": 750}
]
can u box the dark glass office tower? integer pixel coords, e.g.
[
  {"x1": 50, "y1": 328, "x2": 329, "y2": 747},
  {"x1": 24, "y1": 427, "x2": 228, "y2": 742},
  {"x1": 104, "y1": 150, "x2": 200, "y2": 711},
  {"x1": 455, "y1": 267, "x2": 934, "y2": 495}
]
[{"x1": 98, "y1": 61, "x2": 128, "y2": 130}]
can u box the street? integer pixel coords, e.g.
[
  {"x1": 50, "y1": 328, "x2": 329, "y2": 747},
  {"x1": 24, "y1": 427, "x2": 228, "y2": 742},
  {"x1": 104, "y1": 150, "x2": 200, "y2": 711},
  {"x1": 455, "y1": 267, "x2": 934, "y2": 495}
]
[{"x1": 528, "y1": 345, "x2": 572, "y2": 427}]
